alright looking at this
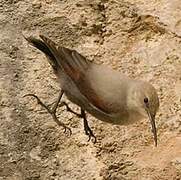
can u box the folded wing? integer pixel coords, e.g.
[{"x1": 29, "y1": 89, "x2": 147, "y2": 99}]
[{"x1": 40, "y1": 35, "x2": 112, "y2": 114}]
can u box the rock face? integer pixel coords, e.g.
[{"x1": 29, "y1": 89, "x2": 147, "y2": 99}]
[{"x1": 0, "y1": 0, "x2": 181, "y2": 179}]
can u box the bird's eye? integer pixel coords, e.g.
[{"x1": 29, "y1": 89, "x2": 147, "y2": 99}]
[{"x1": 144, "y1": 97, "x2": 149, "y2": 104}]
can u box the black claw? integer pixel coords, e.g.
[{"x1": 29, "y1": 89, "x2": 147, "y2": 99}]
[
  {"x1": 84, "y1": 127, "x2": 97, "y2": 143},
  {"x1": 23, "y1": 93, "x2": 38, "y2": 100},
  {"x1": 64, "y1": 126, "x2": 72, "y2": 137},
  {"x1": 23, "y1": 94, "x2": 44, "y2": 106},
  {"x1": 68, "y1": 127, "x2": 72, "y2": 136},
  {"x1": 92, "y1": 136, "x2": 97, "y2": 144},
  {"x1": 86, "y1": 132, "x2": 97, "y2": 143},
  {"x1": 87, "y1": 135, "x2": 91, "y2": 142},
  {"x1": 63, "y1": 127, "x2": 66, "y2": 133}
]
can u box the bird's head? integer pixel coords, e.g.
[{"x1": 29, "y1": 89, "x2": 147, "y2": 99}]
[{"x1": 127, "y1": 80, "x2": 159, "y2": 146}]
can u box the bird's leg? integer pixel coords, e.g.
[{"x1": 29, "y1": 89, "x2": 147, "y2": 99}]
[
  {"x1": 50, "y1": 90, "x2": 64, "y2": 113},
  {"x1": 24, "y1": 92, "x2": 96, "y2": 142},
  {"x1": 23, "y1": 90, "x2": 72, "y2": 135},
  {"x1": 81, "y1": 109, "x2": 96, "y2": 143},
  {"x1": 59, "y1": 101, "x2": 82, "y2": 117},
  {"x1": 58, "y1": 102, "x2": 96, "y2": 143}
]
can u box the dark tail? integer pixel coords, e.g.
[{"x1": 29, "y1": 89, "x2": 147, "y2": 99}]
[{"x1": 24, "y1": 35, "x2": 59, "y2": 71}]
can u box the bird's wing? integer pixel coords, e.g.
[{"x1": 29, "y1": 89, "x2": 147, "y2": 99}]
[{"x1": 40, "y1": 35, "x2": 112, "y2": 114}]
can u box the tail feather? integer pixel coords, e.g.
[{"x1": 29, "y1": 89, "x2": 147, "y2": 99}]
[{"x1": 25, "y1": 36, "x2": 59, "y2": 71}]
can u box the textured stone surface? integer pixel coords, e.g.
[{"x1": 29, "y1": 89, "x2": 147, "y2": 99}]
[{"x1": 0, "y1": 0, "x2": 181, "y2": 179}]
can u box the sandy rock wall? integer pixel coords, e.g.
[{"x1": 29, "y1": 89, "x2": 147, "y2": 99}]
[{"x1": 0, "y1": 0, "x2": 181, "y2": 179}]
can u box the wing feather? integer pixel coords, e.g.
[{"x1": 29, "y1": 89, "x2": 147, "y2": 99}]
[{"x1": 40, "y1": 35, "x2": 111, "y2": 113}]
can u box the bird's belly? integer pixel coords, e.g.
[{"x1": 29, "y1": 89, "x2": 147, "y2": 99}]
[
  {"x1": 65, "y1": 91, "x2": 118, "y2": 123},
  {"x1": 64, "y1": 90, "x2": 144, "y2": 126},
  {"x1": 84, "y1": 108, "x2": 144, "y2": 126}
]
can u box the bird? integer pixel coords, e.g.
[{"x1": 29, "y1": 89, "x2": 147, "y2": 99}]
[{"x1": 24, "y1": 34, "x2": 159, "y2": 146}]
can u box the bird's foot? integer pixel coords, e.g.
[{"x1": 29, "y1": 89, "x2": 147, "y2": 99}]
[
  {"x1": 81, "y1": 109, "x2": 96, "y2": 143},
  {"x1": 23, "y1": 93, "x2": 72, "y2": 136},
  {"x1": 84, "y1": 123, "x2": 97, "y2": 143}
]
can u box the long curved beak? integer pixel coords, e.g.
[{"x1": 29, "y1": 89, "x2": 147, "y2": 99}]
[{"x1": 146, "y1": 108, "x2": 157, "y2": 147}]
